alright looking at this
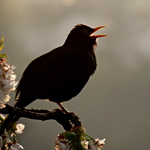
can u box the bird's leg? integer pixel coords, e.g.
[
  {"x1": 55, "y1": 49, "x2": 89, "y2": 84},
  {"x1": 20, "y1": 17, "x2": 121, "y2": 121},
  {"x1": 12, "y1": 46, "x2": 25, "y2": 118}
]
[{"x1": 57, "y1": 102, "x2": 68, "y2": 114}]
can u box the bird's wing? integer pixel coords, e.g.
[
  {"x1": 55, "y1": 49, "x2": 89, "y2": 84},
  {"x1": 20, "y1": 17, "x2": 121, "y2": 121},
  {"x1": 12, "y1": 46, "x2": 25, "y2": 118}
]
[{"x1": 16, "y1": 46, "x2": 94, "y2": 103}]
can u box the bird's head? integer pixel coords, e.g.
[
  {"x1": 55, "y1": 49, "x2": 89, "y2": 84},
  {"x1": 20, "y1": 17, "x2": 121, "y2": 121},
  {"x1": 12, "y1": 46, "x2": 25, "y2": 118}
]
[{"x1": 64, "y1": 24, "x2": 107, "y2": 49}]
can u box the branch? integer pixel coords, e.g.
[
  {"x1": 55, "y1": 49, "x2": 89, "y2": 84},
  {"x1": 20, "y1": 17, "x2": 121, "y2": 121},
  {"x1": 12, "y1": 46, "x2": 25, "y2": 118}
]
[{"x1": 0, "y1": 104, "x2": 81, "y2": 131}]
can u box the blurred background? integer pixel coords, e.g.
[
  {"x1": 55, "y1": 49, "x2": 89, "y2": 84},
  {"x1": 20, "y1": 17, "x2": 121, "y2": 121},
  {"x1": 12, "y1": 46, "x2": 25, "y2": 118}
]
[{"x1": 1, "y1": 0, "x2": 150, "y2": 149}]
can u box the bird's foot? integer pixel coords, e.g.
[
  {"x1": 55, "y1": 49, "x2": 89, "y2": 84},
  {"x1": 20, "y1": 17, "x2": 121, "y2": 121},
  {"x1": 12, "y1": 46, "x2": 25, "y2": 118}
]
[{"x1": 57, "y1": 102, "x2": 69, "y2": 114}]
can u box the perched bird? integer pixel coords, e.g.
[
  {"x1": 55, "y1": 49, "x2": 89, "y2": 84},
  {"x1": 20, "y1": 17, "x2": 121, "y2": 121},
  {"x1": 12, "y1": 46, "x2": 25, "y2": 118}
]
[{"x1": 0, "y1": 24, "x2": 107, "y2": 134}]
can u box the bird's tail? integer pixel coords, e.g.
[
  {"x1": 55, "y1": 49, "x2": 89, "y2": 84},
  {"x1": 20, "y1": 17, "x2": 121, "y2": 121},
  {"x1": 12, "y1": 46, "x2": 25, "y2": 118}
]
[{"x1": 0, "y1": 114, "x2": 20, "y2": 136}]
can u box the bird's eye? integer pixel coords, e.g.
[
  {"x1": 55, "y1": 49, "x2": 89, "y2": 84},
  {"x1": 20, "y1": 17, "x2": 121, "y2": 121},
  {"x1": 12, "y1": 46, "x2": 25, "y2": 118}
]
[{"x1": 81, "y1": 29, "x2": 88, "y2": 35}]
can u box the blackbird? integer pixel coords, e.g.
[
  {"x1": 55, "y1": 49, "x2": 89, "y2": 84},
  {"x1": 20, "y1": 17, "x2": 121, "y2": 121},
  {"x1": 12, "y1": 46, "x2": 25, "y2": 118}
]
[{"x1": 0, "y1": 24, "x2": 106, "y2": 134}]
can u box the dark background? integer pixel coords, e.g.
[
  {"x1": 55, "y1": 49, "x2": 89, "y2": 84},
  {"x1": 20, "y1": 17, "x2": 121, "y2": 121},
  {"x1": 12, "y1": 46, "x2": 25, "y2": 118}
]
[{"x1": 1, "y1": 0, "x2": 150, "y2": 150}]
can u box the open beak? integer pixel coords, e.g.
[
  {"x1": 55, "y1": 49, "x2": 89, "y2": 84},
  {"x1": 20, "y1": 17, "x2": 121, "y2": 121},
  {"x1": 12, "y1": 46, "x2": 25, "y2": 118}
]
[{"x1": 90, "y1": 26, "x2": 107, "y2": 38}]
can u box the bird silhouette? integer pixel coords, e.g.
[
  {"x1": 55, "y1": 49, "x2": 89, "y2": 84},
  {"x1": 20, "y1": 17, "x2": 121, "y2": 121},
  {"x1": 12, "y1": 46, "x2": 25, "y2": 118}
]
[{"x1": 0, "y1": 24, "x2": 107, "y2": 135}]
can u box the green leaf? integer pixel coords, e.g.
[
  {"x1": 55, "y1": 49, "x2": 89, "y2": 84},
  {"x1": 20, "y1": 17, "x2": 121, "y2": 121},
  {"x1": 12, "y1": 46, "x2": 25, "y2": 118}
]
[
  {"x1": 0, "y1": 37, "x2": 4, "y2": 46},
  {"x1": 79, "y1": 135, "x2": 86, "y2": 141},
  {"x1": 0, "y1": 44, "x2": 5, "y2": 51},
  {"x1": 61, "y1": 132, "x2": 77, "y2": 141},
  {"x1": 73, "y1": 141, "x2": 86, "y2": 150},
  {"x1": 0, "y1": 116, "x2": 4, "y2": 122},
  {"x1": 0, "y1": 53, "x2": 7, "y2": 58}
]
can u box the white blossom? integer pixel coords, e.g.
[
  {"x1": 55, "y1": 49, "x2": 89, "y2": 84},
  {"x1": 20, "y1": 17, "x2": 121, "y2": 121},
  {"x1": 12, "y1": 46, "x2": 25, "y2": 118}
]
[
  {"x1": 92, "y1": 138, "x2": 106, "y2": 150},
  {"x1": 81, "y1": 140, "x2": 89, "y2": 149},
  {"x1": 55, "y1": 143, "x2": 69, "y2": 150},
  {"x1": 55, "y1": 135, "x2": 69, "y2": 150},
  {"x1": 8, "y1": 143, "x2": 24, "y2": 150},
  {"x1": 15, "y1": 124, "x2": 25, "y2": 134},
  {"x1": 0, "y1": 133, "x2": 24, "y2": 150},
  {"x1": 0, "y1": 58, "x2": 18, "y2": 108}
]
